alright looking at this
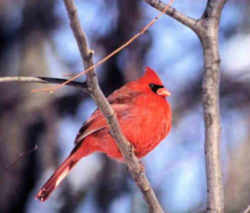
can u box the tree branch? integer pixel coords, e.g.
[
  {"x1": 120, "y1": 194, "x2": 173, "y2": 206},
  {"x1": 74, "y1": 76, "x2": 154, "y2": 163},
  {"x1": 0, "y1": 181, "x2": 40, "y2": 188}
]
[
  {"x1": 197, "y1": 0, "x2": 228, "y2": 213},
  {"x1": 0, "y1": 76, "x2": 88, "y2": 91},
  {"x1": 144, "y1": 0, "x2": 199, "y2": 32},
  {"x1": 63, "y1": 0, "x2": 165, "y2": 212},
  {"x1": 146, "y1": 0, "x2": 228, "y2": 212}
]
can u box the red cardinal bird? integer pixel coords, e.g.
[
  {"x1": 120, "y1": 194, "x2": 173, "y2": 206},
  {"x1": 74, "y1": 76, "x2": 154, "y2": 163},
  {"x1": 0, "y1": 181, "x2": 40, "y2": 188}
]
[{"x1": 36, "y1": 67, "x2": 171, "y2": 201}]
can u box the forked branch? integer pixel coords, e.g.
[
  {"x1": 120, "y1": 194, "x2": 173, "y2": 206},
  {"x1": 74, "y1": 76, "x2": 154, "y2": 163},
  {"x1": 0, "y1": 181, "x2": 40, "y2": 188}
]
[{"x1": 145, "y1": 0, "x2": 228, "y2": 212}]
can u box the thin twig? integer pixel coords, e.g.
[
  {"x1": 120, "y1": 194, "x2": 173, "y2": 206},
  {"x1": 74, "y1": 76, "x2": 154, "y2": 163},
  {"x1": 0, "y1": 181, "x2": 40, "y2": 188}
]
[
  {"x1": 0, "y1": 76, "x2": 47, "y2": 83},
  {"x1": 5, "y1": 144, "x2": 39, "y2": 171},
  {"x1": 32, "y1": 0, "x2": 175, "y2": 94},
  {"x1": 0, "y1": 76, "x2": 88, "y2": 92},
  {"x1": 63, "y1": 0, "x2": 165, "y2": 212}
]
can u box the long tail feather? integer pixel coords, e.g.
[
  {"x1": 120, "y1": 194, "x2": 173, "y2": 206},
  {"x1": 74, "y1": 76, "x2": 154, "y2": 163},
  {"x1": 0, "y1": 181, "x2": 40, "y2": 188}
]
[
  {"x1": 36, "y1": 137, "x2": 98, "y2": 202},
  {"x1": 36, "y1": 155, "x2": 78, "y2": 202}
]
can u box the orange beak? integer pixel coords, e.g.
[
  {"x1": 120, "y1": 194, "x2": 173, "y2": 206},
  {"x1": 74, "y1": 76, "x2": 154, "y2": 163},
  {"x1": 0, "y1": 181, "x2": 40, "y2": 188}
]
[{"x1": 157, "y1": 88, "x2": 171, "y2": 97}]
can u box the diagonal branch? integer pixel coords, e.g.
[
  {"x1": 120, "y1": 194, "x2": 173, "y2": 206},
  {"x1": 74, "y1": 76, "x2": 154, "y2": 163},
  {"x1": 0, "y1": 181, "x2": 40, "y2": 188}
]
[
  {"x1": 144, "y1": 0, "x2": 199, "y2": 32},
  {"x1": 63, "y1": 0, "x2": 165, "y2": 212}
]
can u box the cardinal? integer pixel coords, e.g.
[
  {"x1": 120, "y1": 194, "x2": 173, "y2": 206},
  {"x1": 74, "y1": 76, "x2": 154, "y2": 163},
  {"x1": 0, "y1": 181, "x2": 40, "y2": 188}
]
[{"x1": 36, "y1": 67, "x2": 171, "y2": 201}]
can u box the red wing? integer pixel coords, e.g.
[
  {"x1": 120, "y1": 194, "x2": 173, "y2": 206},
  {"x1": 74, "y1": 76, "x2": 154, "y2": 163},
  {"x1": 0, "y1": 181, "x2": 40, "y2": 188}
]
[
  {"x1": 74, "y1": 85, "x2": 142, "y2": 145},
  {"x1": 107, "y1": 84, "x2": 142, "y2": 104},
  {"x1": 74, "y1": 103, "x2": 133, "y2": 145}
]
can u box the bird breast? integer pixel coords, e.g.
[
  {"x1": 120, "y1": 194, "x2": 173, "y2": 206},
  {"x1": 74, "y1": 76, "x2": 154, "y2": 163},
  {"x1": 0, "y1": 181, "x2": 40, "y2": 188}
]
[{"x1": 122, "y1": 94, "x2": 171, "y2": 158}]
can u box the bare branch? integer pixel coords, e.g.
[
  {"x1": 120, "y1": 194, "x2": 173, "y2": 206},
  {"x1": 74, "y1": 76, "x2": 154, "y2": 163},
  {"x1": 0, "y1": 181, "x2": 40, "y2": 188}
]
[
  {"x1": 144, "y1": 0, "x2": 199, "y2": 32},
  {"x1": 63, "y1": 0, "x2": 165, "y2": 212},
  {"x1": 0, "y1": 76, "x2": 47, "y2": 83},
  {"x1": 197, "y1": 0, "x2": 228, "y2": 213},
  {"x1": 202, "y1": 0, "x2": 228, "y2": 20},
  {"x1": 0, "y1": 76, "x2": 88, "y2": 91},
  {"x1": 5, "y1": 145, "x2": 38, "y2": 172},
  {"x1": 146, "y1": 0, "x2": 228, "y2": 212}
]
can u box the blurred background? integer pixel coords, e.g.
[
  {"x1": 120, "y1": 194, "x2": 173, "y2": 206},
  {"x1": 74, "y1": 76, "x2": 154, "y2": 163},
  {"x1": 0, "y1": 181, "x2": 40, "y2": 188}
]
[{"x1": 0, "y1": 0, "x2": 249, "y2": 212}]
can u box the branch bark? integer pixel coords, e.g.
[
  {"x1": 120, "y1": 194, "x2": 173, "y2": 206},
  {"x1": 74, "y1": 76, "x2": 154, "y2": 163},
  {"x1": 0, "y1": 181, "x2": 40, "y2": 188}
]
[
  {"x1": 144, "y1": 0, "x2": 199, "y2": 32},
  {"x1": 198, "y1": 1, "x2": 227, "y2": 212},
  {"x1": 145, "y1": 0, "x2": 228, "y2": 212},
  {"x1": 63, "y1": 0, "x2": 165, "y2": 212},
  {"x1": 0, "y1": 76, "x2": 87, "y2": 91}
]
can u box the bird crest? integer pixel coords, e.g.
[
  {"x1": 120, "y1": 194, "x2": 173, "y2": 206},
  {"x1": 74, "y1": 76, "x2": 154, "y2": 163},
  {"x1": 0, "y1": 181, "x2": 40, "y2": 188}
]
[{"x1": 139, "y1": 66, "x2": 164, "y2": 86}]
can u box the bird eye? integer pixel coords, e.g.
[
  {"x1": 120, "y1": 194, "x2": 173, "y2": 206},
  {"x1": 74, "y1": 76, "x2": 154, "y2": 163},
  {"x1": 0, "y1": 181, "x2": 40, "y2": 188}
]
[{"x1": 149, "y1": 83, "x2": 164, "y2": 93}]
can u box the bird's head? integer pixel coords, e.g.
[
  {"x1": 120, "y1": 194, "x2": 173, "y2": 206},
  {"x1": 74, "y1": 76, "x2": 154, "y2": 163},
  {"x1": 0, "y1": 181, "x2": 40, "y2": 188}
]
[{"x1": 137, "y1": 67, "x2": 171, "y2": 97}]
